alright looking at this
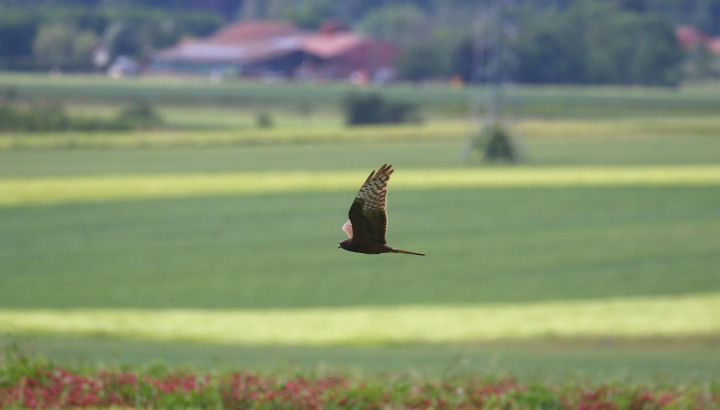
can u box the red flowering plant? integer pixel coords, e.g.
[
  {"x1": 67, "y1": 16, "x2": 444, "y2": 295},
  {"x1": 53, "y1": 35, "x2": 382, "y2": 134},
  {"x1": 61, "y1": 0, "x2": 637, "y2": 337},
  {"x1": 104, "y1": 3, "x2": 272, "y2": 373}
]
[{"x1": 1, "y1": 345, "x2": 719, "y2": 409}]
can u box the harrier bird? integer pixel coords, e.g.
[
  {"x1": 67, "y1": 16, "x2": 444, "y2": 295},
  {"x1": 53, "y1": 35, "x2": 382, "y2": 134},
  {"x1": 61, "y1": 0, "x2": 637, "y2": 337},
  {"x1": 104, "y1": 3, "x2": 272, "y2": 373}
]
[{"x1": 338, "y1": 164, "x2": 425, "y2": 256}]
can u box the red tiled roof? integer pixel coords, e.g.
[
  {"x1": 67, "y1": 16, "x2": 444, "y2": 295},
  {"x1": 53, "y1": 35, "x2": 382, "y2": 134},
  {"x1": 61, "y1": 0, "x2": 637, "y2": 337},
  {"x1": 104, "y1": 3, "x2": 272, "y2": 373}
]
[
  {"x1": 301, "y1": 33, "x2": 367, "y2": 59},
  {"x1": 209, "y1": 20, "x2": 302, "y2": 44},
  {"x1": 676, "y1": 25, "x2": 720, "y2": 55},
  {"x1": 707, "y1": 38, "x2": 720, "y2": 55},
  {"x1": 676, "y1": 25, "x2": 706, "y2": 49},
  {"x1": 154, "y1": 20, "x2": 396, "y2": 65}
]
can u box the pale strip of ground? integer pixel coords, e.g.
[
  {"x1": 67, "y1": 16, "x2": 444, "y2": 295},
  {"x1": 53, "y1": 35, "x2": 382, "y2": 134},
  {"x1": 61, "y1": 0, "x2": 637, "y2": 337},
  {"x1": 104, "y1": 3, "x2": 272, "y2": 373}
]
[
  {"x1": 2, "y1": 165, "x2": 720, "y2": 207},
  {"x1": 0, "y1": 293, "x2": 719, "y2": 345}
]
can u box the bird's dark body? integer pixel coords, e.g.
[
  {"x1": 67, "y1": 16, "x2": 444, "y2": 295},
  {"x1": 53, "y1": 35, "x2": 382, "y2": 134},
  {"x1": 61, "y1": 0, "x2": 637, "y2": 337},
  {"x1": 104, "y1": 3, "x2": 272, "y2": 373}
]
[
  {"x1": 338, "y1": 164, "x2": 425, "y2": 256},
  {"x1": 338, "y1": 238, "x2": 391, "y2": 254}
]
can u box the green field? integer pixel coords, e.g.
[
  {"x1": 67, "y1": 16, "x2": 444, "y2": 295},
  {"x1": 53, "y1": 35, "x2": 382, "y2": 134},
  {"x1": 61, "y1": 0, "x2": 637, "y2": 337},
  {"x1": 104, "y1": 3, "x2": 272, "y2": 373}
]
[
  {"x1": 4, "y1": 73, "x2": 720, "y2": 118},
  {"x1": 1, "y1": 74, "x2": 720, "y2": 381},
  {"x1": 2, "y1": 179, "x2": 720, "y2": 309}
]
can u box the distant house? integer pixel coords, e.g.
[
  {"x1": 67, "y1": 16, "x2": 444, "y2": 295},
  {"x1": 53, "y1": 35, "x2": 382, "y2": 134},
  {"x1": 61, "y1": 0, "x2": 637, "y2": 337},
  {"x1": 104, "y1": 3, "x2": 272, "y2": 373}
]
[
  {"x1": 676, "y1": 25, "x2": 720, "y2": 55},
  {"x1": 150, "y1": 20, "x2": 398, "y2": 81}
]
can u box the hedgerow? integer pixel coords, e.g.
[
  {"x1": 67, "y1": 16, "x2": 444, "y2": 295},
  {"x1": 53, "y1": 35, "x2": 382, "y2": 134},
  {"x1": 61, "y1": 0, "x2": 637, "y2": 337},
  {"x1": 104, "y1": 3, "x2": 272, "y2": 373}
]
[{"x1": 1, "y1": 348, "x2": 718, "y2": 409}]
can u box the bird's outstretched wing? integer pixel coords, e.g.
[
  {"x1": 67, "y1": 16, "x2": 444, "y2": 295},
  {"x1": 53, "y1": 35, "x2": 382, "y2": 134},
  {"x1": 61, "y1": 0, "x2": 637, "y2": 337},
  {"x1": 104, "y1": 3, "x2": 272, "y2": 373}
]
[{"x1": 347, "y1": 164, "x2": 393, "y2": 243}]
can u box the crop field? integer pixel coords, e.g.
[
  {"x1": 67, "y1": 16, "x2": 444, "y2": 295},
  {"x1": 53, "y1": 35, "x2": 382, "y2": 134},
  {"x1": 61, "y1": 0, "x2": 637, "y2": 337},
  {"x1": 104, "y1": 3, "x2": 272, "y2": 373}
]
[
  {"x1": 4, "y1": 73, "x2": 720, "y2": 117},
  {"x1": 2, "y1": 171, "x2": 720, "y2": 309},
  {"x1": 1, "y1": 74, "x2": 720, "y2": 393},
  {"x1": 2, "y1": 146, "x2": 720, "y2": 380}
]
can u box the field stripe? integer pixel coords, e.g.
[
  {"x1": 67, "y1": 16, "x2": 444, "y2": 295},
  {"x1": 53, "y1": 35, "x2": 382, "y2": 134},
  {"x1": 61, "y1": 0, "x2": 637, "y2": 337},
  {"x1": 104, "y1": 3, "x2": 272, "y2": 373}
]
[
  {"x1": 0, "y1": 123, "x2": 466, "y2": 150},
  {"x1": 0, "y1": 293, "x2": 719, "y2": 345},
  {"x1": 2, "y1": 165, "x2": 720, "y2": 207}
]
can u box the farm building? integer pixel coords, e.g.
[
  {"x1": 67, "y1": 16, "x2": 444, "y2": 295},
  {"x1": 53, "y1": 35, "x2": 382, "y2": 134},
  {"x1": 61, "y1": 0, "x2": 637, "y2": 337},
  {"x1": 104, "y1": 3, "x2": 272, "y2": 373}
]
[
  {"x1": 676, "y1": 25, "x2": 720, "y2": 55},
  {"x1": 150, "y1": 20, "x2": 398, "y2": 82}
]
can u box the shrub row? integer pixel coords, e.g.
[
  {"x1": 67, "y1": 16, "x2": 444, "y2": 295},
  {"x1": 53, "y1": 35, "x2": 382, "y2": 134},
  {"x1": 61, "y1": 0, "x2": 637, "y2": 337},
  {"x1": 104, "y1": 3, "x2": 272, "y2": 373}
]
[
  {"x1": 344, "y1": 92, "x2": 421, "y2": 126},
  {"x1": 0, "y1": 99, "x2": 162, "y2": 132}
]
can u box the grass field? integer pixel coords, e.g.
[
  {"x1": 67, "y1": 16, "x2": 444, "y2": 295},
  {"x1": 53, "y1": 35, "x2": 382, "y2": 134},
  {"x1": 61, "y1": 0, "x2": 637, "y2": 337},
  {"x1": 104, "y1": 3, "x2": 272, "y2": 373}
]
[
  {"x1": 3, "y1": 72, "x2": 720, "y2": 151},
  {"x1": 4, "y1": 73, "x2": 720, "y2": 118},
  {"x1": 2, "y1": 183, "x2": 720, "y2": 309},
  {"x1": 1, "y1": 74, "x2": 720, "y2": 382}
]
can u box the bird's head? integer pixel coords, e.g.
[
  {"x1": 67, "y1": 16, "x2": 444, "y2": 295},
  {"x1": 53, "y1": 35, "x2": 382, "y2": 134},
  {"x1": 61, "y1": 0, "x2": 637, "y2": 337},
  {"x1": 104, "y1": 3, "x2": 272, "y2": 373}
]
[{"x1": 338, "y1": 239, "x2": 351, "y2": 251}]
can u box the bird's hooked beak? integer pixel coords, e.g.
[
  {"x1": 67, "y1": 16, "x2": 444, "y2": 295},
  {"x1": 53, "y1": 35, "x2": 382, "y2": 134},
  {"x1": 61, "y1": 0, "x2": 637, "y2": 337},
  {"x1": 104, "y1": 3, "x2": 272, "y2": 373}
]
[{"x1": 337, "y1": 243, "x2": 341, "y2": 249}]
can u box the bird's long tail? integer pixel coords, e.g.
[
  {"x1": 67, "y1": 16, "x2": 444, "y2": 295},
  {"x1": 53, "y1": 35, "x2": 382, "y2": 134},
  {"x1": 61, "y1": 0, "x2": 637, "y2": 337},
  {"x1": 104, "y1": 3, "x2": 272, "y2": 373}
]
[{"x1": 389, "y1": 248, "x2": 425, "y2": 256}]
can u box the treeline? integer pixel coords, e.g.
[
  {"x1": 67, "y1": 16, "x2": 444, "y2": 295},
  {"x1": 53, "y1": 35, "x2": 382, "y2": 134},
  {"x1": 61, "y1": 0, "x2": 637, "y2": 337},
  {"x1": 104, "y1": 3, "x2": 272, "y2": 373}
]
[
  {"x1": 3, "y1": 0, "x2": 720, "y2": 36},
  {"x1": 368, "y1": 1, "x2": 685, "y2": 86},
  {"x1": 515, "y1": 1, "x2": 685, "y2": 85},
  {"x1": 0, "y1": 6, "x2": 224, "y2": 71},
  {"x1": 244, "y1": 0, "x2": 720, "y2": 36},
  {"x1": 0, "y1": 0, "x2": 242, "y2": 20},
  {"x1": 1, "y1": 0, "x2": 717, "y2": 84}
]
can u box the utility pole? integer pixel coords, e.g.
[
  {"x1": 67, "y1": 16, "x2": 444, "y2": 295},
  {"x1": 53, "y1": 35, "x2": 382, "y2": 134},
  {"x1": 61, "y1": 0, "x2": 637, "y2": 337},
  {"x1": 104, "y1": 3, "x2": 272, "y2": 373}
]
[{"x1": 461, "y1": 0, "x2": 518, "y2": 162}]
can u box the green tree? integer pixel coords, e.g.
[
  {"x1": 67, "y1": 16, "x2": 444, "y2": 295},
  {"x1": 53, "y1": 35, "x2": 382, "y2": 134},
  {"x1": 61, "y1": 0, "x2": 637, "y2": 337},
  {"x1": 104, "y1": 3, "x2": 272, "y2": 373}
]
[
  {"x1": 103, "y1": 20, "x2": 147, "y2": 60},
  {"x1": 516, "y1": 6, "x2": 587, "y2": 83},
  {"x1": 450, "y1": 37, "x2": 475, "y2": 82},
  {"x1": 630, "y1": 15, "x2": 685, "y2": 85},
  {"x1": 618, "y1": 0, "x2": 649, "y2": 12},
  {"x1": 358, "y1": 4, "x2": 433, "y2": 47},
  {"x1": 282, "y1": 0, "x2": 334, "y2": 29},
  {"x1": 582, "y1": 1, "x2": 639, "y2": 84},
  {"x1": 73, "y1": 29, "x2": 98, "y2": 67},
  {"x1": 176, "y1": 12, "x2": 223, "y2": 37},
  {"x1": 0, "y1": 9, "x2": 40, "y2": 69},
  {"x1": 397, "y1": 44, "x2": 445, "y2": 81},
  {"x1": 692, "y1": 0, "x2": 720, "y2": 36},
  {"x1": 145, "y1": 16, "x2": 182, "y2": 49},
  {"x1": 33, "y1": 22, "x2": 98, "y2": 70},
  {"x1": 516, "y1": 0, "x2": 684, "y2": 85}
]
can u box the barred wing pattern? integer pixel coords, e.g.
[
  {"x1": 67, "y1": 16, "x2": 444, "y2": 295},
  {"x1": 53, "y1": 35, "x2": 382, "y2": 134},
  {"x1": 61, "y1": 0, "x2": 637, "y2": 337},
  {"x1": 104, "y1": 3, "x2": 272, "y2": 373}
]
[
  {"x1": 339, "y1": 164, "x2": 425, "y2": 256},
  {"x1": 348, "y1": 164, "x2": 394, "y2": 244}
]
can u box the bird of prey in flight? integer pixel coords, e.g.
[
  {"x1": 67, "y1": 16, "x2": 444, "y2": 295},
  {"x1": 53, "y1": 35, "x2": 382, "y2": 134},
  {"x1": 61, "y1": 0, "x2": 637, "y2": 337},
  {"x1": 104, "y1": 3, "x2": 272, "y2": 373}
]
[{"x1": 338, "y1": 164, "x2": 425, "y2": 256}]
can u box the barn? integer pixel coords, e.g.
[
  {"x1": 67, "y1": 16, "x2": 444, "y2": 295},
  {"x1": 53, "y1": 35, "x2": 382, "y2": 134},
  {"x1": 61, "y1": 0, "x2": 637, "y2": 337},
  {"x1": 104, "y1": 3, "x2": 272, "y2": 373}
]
[{"x1": 151, "y1": 20, "x2": 398, "y2": 82}]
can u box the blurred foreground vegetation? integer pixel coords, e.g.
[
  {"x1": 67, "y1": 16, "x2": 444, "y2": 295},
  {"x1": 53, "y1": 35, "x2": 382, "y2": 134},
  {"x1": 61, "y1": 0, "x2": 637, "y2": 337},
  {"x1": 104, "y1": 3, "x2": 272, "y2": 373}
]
[{"x1": 1, "y1": 344, "x2": 718, "y2": 409}]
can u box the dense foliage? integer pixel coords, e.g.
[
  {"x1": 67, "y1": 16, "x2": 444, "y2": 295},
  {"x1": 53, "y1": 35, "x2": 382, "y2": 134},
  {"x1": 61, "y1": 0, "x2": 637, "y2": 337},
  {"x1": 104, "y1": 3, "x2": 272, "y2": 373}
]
[
  {"x1": 1, "y1": 351, "x2": 718, "y2": 409},
  {"x1": 514, "y1": 1, "x2": 685, "y2": 85},
  {"x1": 0, "y1": 89, "x2": 163, "y2": 131},
  {"x1": 384, "y1": 1, "x2": 685, "y2": 85},
  {"x1": 0, "y1": 6, "x2": 223, "y2": 70},
  {"x1": 240, "y1": 0, "x2": 720, "y2": 36}
]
